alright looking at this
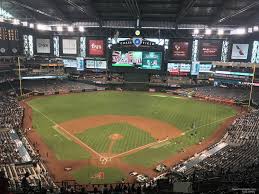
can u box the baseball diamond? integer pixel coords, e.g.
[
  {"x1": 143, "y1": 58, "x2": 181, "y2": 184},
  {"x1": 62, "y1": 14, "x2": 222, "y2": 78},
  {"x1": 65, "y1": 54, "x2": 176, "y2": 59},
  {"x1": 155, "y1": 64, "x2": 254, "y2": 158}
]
[{"x1": 23, "y1": 91, "x2": 237, "y2": 184}]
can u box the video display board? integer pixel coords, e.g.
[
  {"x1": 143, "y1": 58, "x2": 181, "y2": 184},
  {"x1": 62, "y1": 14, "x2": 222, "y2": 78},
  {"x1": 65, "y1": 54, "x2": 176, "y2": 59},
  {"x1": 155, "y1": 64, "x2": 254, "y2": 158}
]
[
  {"x1": 198, "y1": 40, "x2": 222, "y2": 61},
  {"x1": 167, "y1": 63, "x2": 191, "y2": 76},
  {"x1": 62, "y1": 39, "x2": 77, "y2": 55},
  {"x1": 36, "y1": 39, "x2": 50, "y2": 54},
  {"x1": 170, "y1": 41, "x2": 192, "y2": 60},
  {"x1": 0, "y1": 26, "x2": 19, "y2": 56},
  {"x1": 86, "y1": 38, "x2": 106, "y2": 58},
  {"x1": 112, "y1": 50, "x2": 162, "y2": 70},
  {"x1": 63, "y1": 58, "x2": 84, "y2": 71},
  {"x1": 86, "y1": 60, "x2": 107, "y2": 69},
  {"x1": 231, "y1": 44, "x2": 249, "y2": 60}
]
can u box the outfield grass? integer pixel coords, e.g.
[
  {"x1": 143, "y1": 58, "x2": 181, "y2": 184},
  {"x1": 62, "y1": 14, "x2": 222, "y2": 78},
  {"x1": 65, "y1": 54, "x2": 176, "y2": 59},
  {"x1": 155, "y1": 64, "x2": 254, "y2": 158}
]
[
  {"x1": 76, "y1": 123, "x2": 155, "y2": 154},
  {"x1": 29, "y1": 91, "x2": 236, "y2": 164},
  {"x1": 123, "y1": 121, "x2": 221, "y2": 167},
  {"x1": 72, "y1": 166, "x2": 125, "y2": 184}
]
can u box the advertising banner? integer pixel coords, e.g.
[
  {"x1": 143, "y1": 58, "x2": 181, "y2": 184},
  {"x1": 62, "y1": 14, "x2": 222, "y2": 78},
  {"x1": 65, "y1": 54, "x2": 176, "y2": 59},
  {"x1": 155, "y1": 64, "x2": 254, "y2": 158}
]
[
  {"x1": 36, "y1": 39, "x2": 50, "y2": 54},
  {"x1": 199, "y1": 64, "x2": 213, "y2": 73},
  {"x1": 199, "y1": 40, "x2": 222, "y2": 61},
  {"x1": 88, "y1": 39, "x2": 105, "y2": 57},
  {"x1": 191, "y1": 62, "x2": 200, "y2": 76},
  {"x1": 62, "y1": 39, "x2": 77, "y2": 55},
  {"x1": 167, "y1": 63, "x2": 180, "y2": 75},
  {"x1": 231, "y1": 44, "x2": 249, "y2": 60},
  {"x1": 95, "y1": 60, "x2": 107, "y2": 69},
  {"x1": 86, "y1": 60, "x2": 107, "y2": 69},
  {"x1": 171, "y1": 41, "x2": 190, "y2": 60},
  {"x1": 76, "y1": 57, "x2": 84, "y2": 71}
]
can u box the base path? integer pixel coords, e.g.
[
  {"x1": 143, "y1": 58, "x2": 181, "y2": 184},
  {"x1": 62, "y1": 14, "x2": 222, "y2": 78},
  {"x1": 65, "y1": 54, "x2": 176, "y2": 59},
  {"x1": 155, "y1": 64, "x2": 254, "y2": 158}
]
[
  {"x1": 59, "y1": 115, "x2": 182, "y2": 140},
  {"x1": 20, "y1": 100, "x2": 242, "y2": 184}
]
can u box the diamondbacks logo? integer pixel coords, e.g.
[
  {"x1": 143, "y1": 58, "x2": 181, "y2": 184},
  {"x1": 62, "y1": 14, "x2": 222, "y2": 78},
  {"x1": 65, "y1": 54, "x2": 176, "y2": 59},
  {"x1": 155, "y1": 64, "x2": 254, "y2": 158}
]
[
  {"x1": 133, "y1": 37, "x2": 142, "y2": 47},
  {"x1": 89, "y1": 40, "x2": 104, "y2": 56}
]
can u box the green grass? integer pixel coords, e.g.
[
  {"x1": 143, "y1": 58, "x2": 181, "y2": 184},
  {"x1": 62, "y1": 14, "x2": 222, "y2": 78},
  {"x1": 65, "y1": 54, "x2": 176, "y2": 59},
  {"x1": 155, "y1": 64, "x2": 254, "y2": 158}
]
[
  {"x1": 32, "y1": 110, "x2": 91, "y2": 160},
  {"x1": 29, "y1": 91, "x2": 237, "y2": 165},
  {"x1": 72, "y1": 166, "x2": 125, "y2": 184},
  {"x1": 76, "y1": 123, "x2": 155, "y2": 154},
  {"x1": 123, "y1": 121, "x2": 221, "y2": 167}
]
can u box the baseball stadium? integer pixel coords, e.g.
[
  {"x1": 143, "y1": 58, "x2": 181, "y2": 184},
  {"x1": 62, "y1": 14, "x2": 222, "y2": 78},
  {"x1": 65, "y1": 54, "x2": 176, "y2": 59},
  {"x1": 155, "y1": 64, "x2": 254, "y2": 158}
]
[{"x1": 0, "y1": 1, "x2": 259, "y2": 194}]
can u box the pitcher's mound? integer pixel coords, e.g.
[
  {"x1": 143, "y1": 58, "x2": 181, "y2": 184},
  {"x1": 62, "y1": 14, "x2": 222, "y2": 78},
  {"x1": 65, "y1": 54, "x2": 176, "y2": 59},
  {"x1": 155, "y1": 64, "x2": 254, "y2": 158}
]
[{"x1": 109, "y1": 134, "x2": 124, "y2": 141}]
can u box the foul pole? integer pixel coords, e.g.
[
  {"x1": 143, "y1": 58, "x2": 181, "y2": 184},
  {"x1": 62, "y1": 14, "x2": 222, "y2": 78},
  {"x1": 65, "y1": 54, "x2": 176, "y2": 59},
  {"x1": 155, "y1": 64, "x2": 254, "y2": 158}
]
[
  {"x1": 18, "y1": 57, "x2": 23, "y2": 96},
  {"x1": 249, "y1": 64, "x2": 256, "y2": 108}
]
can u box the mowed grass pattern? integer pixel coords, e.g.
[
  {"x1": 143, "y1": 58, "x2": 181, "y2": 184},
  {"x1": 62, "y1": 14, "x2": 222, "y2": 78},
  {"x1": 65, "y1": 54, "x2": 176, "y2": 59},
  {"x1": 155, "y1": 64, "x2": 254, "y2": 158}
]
[
  {"x1": 123, "y1": 121, "x2": 221, "y2": 167},
  {"x1": 72, "y1": 166, "x2": 125, "y2": 184},
  {"x1": 76, "y1": 123, "x2": 155, "y2": 154},
  {"x1": 29, "y1": 91, "x2": 237, "y2": 163},
  {"x1": 32, "y1": 111, "x2": 91, "y2": 160}
]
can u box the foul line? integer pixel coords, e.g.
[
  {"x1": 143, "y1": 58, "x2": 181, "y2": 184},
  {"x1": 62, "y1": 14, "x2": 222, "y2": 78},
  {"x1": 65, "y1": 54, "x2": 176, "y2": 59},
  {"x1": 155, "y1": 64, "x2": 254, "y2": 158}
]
[
  {"x1": 28, "y1": 103, "x2": 237, "y2": 163},
  {"x1": 110, "y1": 138, "x2": 169, "y2": 159},
  {"x1": 28, "y1": 104, "x2": 103, "y2": 158},
  {"x1": 183, "y1": 115, "x2": 236, "y2": 135}
]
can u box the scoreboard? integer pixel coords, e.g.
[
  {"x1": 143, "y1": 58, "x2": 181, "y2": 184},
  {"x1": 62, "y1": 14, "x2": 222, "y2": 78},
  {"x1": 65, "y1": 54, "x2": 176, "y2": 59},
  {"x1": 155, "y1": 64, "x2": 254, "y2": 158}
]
[
  {"x1": 0, "y1": 26, "x2": 19, "y2": 56},
  {"x1": 0, "y1": 27, "x2": 19, "y2": 41}
]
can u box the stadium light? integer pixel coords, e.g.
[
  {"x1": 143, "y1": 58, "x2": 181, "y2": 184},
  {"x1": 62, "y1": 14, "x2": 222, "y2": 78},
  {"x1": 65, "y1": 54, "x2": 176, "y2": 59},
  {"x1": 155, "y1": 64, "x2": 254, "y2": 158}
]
[
  {"x1": 193, "y1": 29, "x2": 199, "y2": 34},
  {"x1": 37, "y1": 24, "x2": 47, "y2": 31},
  {"x1": 248, "y1": 27, "x2": 253, "y2": 33},
  {"x1": 205, "y1": 29, "x2": 212, "y2": 35},
  {"x1": 68, "y1": 26, "x2": 74, "y2": 32},
  {"x1": 21, "y1": 21, "x2": 28, "y2": 27},
  {"x1": 230, "y1": 28, "x2": 246, "y2": 35},
  {"x1": 12, "y1": 19, "x2": 20, "y2": 25},
  {"x1": 217, "y1": 29, "x2": 224, "y2": 35},
  {"x1": 253, "y1": 26, "x2": 259, "y2": 32},
  {"x1": 29, "y1": 23, "x2": 34, "y2": 28},
  {"x1": 79, "y1": 26, "x2": 84, "y2": 32},
  {"x1": 135, "y1": 30, "x2": 141, "y2": 36},
  {"x1": 57, "y1": 26, "x2": 63, "y2": 32}
]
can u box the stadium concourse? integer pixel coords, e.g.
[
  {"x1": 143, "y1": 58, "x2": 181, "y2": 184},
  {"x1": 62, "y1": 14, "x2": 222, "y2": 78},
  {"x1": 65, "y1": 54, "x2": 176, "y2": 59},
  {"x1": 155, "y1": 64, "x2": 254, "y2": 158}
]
[{"x1": 1, "y1": 0, "x2": 259, "y2": 193}]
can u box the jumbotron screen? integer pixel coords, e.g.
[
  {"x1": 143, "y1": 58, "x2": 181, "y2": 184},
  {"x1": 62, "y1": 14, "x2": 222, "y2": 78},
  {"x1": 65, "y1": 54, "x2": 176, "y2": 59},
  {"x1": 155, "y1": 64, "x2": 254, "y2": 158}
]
[{"x1": 112, "y1": 50, "x2": 162, "y2": 70}]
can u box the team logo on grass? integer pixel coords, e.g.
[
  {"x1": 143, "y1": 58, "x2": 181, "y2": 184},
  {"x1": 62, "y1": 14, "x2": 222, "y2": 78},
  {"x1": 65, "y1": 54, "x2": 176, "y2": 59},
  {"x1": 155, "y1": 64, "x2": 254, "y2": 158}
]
[{"x1": 91, "y1": 172, "x2": 105, "y2": 179}]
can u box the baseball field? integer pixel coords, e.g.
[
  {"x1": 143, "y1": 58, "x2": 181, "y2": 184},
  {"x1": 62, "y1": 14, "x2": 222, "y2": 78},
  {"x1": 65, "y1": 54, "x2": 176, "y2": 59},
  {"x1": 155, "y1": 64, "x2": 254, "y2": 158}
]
[{"x1": 25, "y1": 91, "x2": 237, "y2": 184}]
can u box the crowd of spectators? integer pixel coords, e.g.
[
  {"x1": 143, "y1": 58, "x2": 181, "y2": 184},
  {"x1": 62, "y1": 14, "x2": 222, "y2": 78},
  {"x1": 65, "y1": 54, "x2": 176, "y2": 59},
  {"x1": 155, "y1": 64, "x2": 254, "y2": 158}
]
[
  {"x1": 22, "y1": 80, "x2": 99, "y2": 95},
  {"x1": 0, "y1": 72, "x2": 17, "y2": 84},
  {"x1": 170, "y1": 110, "x2": 259, "y2": 192},
  {"x1": 175, "y1": 86, "x2": 259, "y2": 106},
  {"x1": 0, "y1": 95, "x2": 55, "y2": 193},
  {"x1": 0, "y1": 95, "x2": 23, "y2": 129}
]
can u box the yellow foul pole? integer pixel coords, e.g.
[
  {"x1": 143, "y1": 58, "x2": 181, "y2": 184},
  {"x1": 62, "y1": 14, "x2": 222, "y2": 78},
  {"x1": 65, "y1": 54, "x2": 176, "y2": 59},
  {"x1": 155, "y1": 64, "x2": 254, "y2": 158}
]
[
  {"x1": 18, "y1": 57, "x2": 23, "y2": 96},
  {"x1": 249, "y1": 64, "x2": 256, "y2": 107}
]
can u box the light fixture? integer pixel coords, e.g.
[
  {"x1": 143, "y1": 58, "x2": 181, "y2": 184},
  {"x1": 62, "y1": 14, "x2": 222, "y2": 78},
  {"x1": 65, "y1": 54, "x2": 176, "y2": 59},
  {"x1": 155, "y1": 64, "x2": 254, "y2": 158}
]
[
  {"x1": 231, "y1": 28, "x2": 246, "y2": 35},
  {"x1": 29, "y1": 23, "x2": 34, "y2": 28},
  {"x1": 21, "y1": 21, "x2": 28, "y2": 27},
  {"x1": 135, "y1": 30, "x2": 141, "y2": 36},
  {"x1": 12, "y1": 19, "x2": 20, "y2": 25},
  {"x1": 248, "y1": 28, "x2": 253, "y2": 33},
  {"x1": 57, "y1": 26, "x2": 63, "y2": 32},
  {"x1": 46, "y1": 26, "x2": 52, "y2": 31},
  {"x1": 217, "y1": 29, "x2": 224, "y2": 35},
  {"x1": 68, "y1": 26, "x2": 74, "y2": 32},
  {"x1": 37, "y1": 24, "x2": 47, "y2": 31},
  {"x1": 79, "y1": 26, "x2": 84, "y2": 32},
  {"x1": 193, "y1": 29, "x2": 199, "y2": 34},
  {"x1": 205, "y1": 29, "x2": 212, "y2": 35},
  {"x1": 253, "y1": 26, "x2": 258, "y2": 31}
]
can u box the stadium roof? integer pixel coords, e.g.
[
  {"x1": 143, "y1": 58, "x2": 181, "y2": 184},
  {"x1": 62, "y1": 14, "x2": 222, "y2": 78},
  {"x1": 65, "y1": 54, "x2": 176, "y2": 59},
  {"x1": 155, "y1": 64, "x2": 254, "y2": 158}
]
[{"x1": 2, "y1": 0, "x2": 259, "y2": 29}]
